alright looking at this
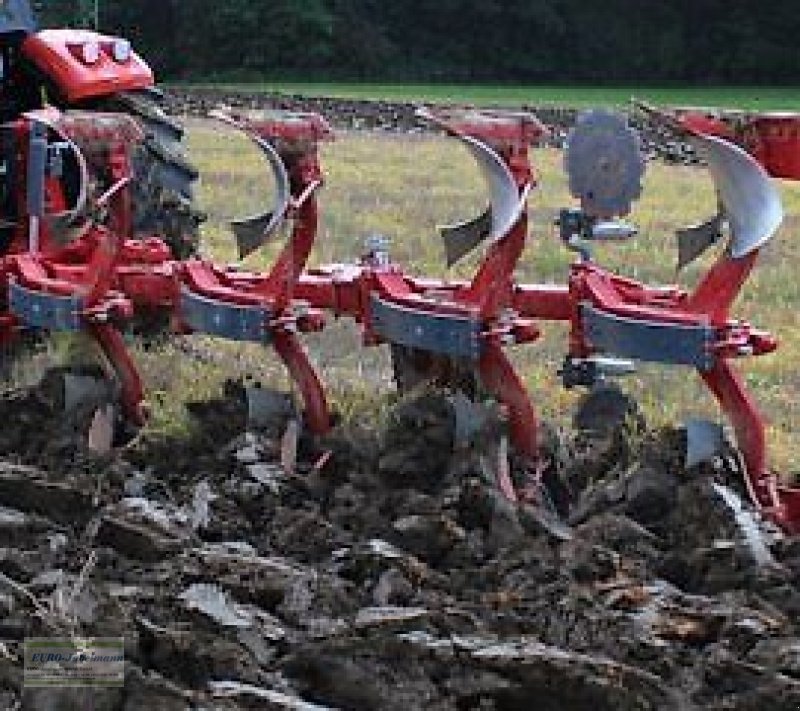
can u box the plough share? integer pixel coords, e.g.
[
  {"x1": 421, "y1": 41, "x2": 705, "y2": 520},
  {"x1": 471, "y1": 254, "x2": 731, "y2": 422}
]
[{"x1": 4, "y1": 98, "x2": 800, "y2": 534}]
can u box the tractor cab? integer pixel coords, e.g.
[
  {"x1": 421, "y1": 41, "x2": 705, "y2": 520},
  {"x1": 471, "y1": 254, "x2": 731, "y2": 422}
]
[
  {"x1": 0, "y1": 0, "x2": 152, "y2": 116},
  {"x1": 0, "y1": 0, "x2": 200, "y2": 262},
  {"x1": 0, "y1": 2, "x2": 35, "y2": 244},
  {"x1": 0, "y1": 0, "x2": 36, "y2": 39},
  {"x1": 0, "y1": 0, "x2": 41, "y2": 121}
]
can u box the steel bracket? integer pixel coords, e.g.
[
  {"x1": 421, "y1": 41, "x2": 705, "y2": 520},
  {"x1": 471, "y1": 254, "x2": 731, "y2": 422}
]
[
  {"x1": 181, "y1": 287, "x2": 271, "y2": 343},
  {"x1": 582, "y1": 303, "x2": 715, "y2": 370},
  {"x1": 9, "y1": 281, "x2": 83, "y2": 332},
  {"x1": 370, "y1": 295, "x2": 482, "y2": 360}
]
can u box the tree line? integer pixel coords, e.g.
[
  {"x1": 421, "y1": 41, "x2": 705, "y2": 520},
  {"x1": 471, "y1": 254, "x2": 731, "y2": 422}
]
[{"x1": 34, "y1": 0, "x2": 800, "y2": 83}]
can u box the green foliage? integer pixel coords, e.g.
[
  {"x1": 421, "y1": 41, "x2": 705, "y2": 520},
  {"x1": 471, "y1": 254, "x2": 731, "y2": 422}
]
[
  {"x1": 97, "y1": 0, "x2": 333, "y2": 77},
  {"x1": 30, "y1": 0, "x2": 800, "y2": 83},
  {"x1": 33, "y1": 0, "x2": 79, "y2": 27}
]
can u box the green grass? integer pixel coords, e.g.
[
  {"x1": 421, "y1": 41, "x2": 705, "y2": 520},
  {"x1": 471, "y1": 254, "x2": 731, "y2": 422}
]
[
  {"x1": 175, "y1": 81, "x2": 800, "y2": 111},
  {"x1": 178, "y1": 119, "x2": 800, "y2": 472}
]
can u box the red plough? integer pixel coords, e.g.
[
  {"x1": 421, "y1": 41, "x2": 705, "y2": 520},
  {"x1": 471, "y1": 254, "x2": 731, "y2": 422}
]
[{"x1": 3, "y1": 100, "x2": 800, "y2": 533}]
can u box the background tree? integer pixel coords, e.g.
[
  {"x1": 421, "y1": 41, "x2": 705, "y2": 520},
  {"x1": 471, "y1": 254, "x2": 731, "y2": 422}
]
[{"x1": 25, "y1": 0, "x2": 800, "y2": 84}]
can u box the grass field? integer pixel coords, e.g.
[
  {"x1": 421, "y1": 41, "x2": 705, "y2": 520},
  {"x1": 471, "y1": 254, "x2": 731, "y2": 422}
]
[
  {"x1": 125, "y1": 118, "x2": 800, "y2": 473},
  {"x1": 176, "y1": 81, "x2": 800, "y2": 111}
]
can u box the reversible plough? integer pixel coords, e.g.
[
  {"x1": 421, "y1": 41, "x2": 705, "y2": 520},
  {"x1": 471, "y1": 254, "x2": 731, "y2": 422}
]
[{"x1": 3, "y1": 96, "x2": 800, "y2": 533}]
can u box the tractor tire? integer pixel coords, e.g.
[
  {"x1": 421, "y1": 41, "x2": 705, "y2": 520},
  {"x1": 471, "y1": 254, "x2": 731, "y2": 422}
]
[{"x1": 94, "y1": 89, "x2": 205, "y2": 259}]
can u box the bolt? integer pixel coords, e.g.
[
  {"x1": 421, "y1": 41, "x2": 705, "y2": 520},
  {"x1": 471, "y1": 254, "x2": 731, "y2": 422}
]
[
  {"x1": 363, "y1": 233, "x2": 391, "y2": 267},
  {"x1": 293, "y1": 301, "x2": 310, "y2": 318}
]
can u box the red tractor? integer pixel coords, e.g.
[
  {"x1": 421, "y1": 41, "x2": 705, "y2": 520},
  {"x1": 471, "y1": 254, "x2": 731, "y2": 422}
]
[
  {"x1": 0, "y1": 2, "x2": 799, "y2": 537},
  {"x1": 0, "y1": 0, "x2": 201, "y2": 257}
]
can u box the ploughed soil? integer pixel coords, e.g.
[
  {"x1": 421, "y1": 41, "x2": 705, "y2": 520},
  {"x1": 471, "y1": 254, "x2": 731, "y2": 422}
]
[
  {"x1": 1, "y1": 374, "x2": 800, "y2": 710},
  {"x1": 166, "y1": 87, "x2": 701, "y2": 165}
]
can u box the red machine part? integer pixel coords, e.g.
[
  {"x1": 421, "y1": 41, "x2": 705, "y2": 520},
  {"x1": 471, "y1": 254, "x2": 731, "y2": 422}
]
[
  {"x1": 6, "y1": 111, "x2": 145, "y2": 422},
  {"x1": 233, "y1": 110, "x2": 333, "y2": 145},
  {"x1": 6, "y1": 103, "x2": 800, "y2": 534},
  {"x1": 622, "y1": 106, "x2": 800, "y2": 531},
  {"x1": 175, "y1": 112, "x2": 334, "y2": 433},
  {"x1": 247, "y1": 111, "x2": 333, "y2": 311},
  {"x1": 297, "y1": 109, "x2": 547, "y2": 475},
  {"x1": 296, "y1": 108, "x2": 788, "y2": 519},
  {"x1": 8, "y1": 109, "x2": 144, "y2": 255},
  {"x1": 741, "y1": 114, "x2": 800, "y2": 181},
  {"x1": 419, "y1": 108, "x2": 546, "y2": 318},
  {"x1": 22, "y1": 29, "x2": 153, "y2": 103},
  {"x1": 512, "y1": 226, "x2": 795, "y2": 532},
  {"x1": 677, "y1": 109, "x2": 800, "y2": 181}
]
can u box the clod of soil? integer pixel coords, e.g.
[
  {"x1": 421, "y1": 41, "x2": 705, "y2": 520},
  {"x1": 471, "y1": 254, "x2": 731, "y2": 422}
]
[
  {"x1": 166, "y1": 87, "x2": 703, "y2": 165},
  {"x1": 1, "y1": 378, "x2": 800, "y2": 710}
]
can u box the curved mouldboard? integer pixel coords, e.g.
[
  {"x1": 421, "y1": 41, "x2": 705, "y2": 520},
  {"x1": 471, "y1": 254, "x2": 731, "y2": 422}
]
[
  {"x1": 439, "y1": 132, "x2": 530, "y2": 267},
  {"x1": 210, "y1": 111, "x2": 291, "y2": 260},
  {"x1": 690, "y1": 133, "x2": 783, "y2": 259},
  {"x1": 416, "y1": 109, "x2": 530, "y2": 268},
  {"x1": 23, "y1": 111, "x2": 90, "y2": 245}
]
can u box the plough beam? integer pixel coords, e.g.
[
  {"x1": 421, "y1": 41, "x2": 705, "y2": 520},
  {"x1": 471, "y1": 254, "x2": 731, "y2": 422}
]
[{"x1": 3, "y1": 101, "x2": 800, "y2": 534}]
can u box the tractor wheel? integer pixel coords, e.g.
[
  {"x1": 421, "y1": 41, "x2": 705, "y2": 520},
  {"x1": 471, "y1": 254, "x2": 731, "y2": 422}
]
[{"x1": 94, "y1": 89, "x2": 205, "y2": 259}]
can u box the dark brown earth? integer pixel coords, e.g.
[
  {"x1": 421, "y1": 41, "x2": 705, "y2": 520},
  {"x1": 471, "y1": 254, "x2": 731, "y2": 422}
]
[
  {"x1": 165, "y1": 87, "x2": 701, "y2": 165},
  {"x1": 1, "y1": 373, "x2": 800, "y2": 710}
]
